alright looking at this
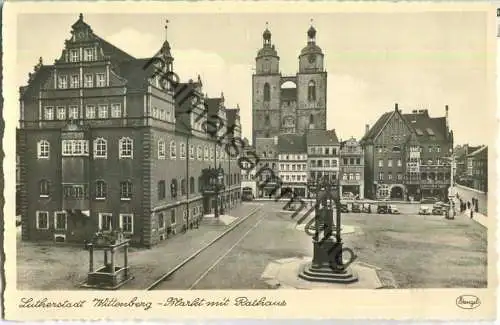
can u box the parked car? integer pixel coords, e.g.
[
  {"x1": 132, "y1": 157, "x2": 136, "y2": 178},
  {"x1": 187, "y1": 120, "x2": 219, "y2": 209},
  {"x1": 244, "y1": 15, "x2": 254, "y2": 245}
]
[
  {"x1": 419, "y1": 206, "x2": 431, "y2": 215},
  {"x1": 419, "y1": 198, "x2": 435, "y2": 215},
  {"x1": 432, "y1": 202, "x2": 445, "y2": 215},
  {"x1": 389, "y1": 205, "x2": 400, "y2": 214},
  {"x1": 377, "y1": 203, "x2": 389, "y2": 214},
  {"x1": 351, "y1": 203, "x2": 361, "y2": 213},
  {"x1": 362, "y1": 203, "x2": 372, "y2": 213},
  {"x1": 340, "y1": 203, "x2": 349, "y2": 213}
]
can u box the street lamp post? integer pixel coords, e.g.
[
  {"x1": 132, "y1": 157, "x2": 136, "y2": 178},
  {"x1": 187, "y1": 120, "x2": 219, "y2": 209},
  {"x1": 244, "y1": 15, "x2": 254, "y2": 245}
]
[{"x1": 299, "y1": 176, "x2": 358, "y2": 284}]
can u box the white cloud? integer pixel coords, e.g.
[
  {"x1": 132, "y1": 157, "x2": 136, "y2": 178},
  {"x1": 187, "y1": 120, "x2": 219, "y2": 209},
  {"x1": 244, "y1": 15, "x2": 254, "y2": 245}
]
[{"x1": 106, "y1": 28, "x2": 159, "y2": 58}]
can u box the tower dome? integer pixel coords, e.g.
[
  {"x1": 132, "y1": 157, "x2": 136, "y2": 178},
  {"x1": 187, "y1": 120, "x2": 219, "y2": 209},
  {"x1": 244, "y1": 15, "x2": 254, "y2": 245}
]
[
  {"x1": 263, "y1": 27, "x2": 271, "y2": 41},
  {"x1": 307, "y1": 25, "x2": 316, "y2": 39}
]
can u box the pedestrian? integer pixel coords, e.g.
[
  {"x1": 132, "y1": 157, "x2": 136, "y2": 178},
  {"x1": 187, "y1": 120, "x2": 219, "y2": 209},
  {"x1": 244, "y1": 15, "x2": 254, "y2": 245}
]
[
  {"x1": 467, "y1": 201, "x2": 471, "y2": 210},
  {"x1": 470, "y1": 208, "x2": 474, "y2": 219}
]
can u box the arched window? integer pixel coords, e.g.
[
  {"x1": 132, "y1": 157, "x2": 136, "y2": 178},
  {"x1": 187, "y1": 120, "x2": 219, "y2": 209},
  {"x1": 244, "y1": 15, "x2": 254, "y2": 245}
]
[
  {"x1": 308, "y1": 80, "x2": 316, "y2": 101},
  {"x1": 119, "y1": 137, "x2": 133, "y2": 158},
  {"x1": 263, "y1": 83, "x2": 270, "y2": 102},
  {"x1": 189, "y1": 144, "x2": 195, "y2": 159},
  {"x1": 198, "y1": 176, "x2": 203, "y2": 192},
  {"x1": 181, "y1": 178, "x2": 187, "y2": 195},
  {"x1": 170, "y1": 141, "x2": 176, "y2": 158},
  {"x1": 95, "y1": 180, "x2": 107, "y2": 199},
  {"x1": 158, "y1": 140, "x2": 166, "y2": 159},
  {"x1": 204, "y1": 146, "x2": 209, "y2": 160},
  {"x1": 180, "y1": 143, "x2": 186, "y2": 159},
  {"x1": 265, "y1": 114, "x2": 270, "y2": 125},
  {"x1": 197, "y1": 145, "x2": 202, "y2": 160},
  {"x1": 189, "y1": 177, "x2": 195, "y2": 194},
  {"x1": 309, "y1": 114, "x2": 314, "y2": 125},
  {"x1": 120, "y1": 180, "x2": 133, "y2": 199},
  {"x1": 94, "y1": 138, "x2": 107, "y2": 158},
  {"x1": 39, "y1": 179, "x2": 50, "y2": 197},
  {"x1": 392, "y1": 146, "x2": 401, "y2": 152},
  {"x1": 171, "y1": 179, "x2": 178, "y2": 198},
  {"x1": 37, "y1": 140, "x2": 50, "y2": 159}
]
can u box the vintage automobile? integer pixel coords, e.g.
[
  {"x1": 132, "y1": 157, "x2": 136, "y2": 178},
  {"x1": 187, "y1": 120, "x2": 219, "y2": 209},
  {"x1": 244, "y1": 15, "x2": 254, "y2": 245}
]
[
  {"x1": 351, "y1": 202, "x2": 361, "y2": 213},
  {"x1": 389, "y1": 205, "x2": 400, "y2": 214},
  {"x1": 377, "y1": 203, "x2": 390, "y2": 214},
  {"x1": 340, "y1": 203, "x2": 349, "y2": 213},
  {"x1": 362, "y1": 203, "x2": 372, "y2": 213},
  {"x1": 419, "y1": 206, "x2": 431, "y2": 215},
  {"x1": 432, "y1": 202, "x2": 445, "y2": 215}
]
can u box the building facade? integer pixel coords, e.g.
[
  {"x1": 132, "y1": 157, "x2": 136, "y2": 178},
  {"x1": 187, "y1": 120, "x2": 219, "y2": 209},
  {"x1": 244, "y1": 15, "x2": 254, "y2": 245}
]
[
  {"x1": 466, "y1": 145, "x2": 488, "y2": 192},
  {"x1": 340, "y1": 137, "x2": 364, "y2": 199},
  {"x1": 278, "y1": 134, "x2": 308, "y2": 198},
  {"x1": 361, "y1": 104, "x2": 453, "y2": 201},
  {"x1": 254, "y1": 137, "x2": 279, "y2": 198},
  {"x1": 454, "y1": 144, "x2": 482, "y2": 187},
  {"x1": 17, "y1": 14, "x2": 241, "y2": 247},
  {"x1": 252, "y1": 23, "x2": 327, "y2": 145},
  {"x1": 306, "y1": 130, "x2": 339, "y2": 198}
]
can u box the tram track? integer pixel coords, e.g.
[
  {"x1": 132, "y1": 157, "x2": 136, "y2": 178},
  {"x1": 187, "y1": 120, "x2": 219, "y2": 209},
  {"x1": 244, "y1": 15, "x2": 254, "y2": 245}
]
[{"x1": 147, "y1": 206, "x2": 264, "y2": 290}]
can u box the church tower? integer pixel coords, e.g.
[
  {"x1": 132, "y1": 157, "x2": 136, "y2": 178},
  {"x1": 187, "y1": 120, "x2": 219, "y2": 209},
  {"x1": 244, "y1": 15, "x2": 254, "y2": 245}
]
[
  {"x1": 252, "y1": 23, "x2": 281, "y2": 145},
  {"x1": 296, "y1": 23, "x2": 327, "y2": 133}
]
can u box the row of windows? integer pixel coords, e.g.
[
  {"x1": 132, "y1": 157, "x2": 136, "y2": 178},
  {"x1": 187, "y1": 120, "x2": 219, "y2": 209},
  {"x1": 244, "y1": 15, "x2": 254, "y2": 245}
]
[
  {"x1": 43, "y1": 104, "x2": 122, "y2": 121},
  {"x1": 342, "y1": 158, "x2": 362, "y2": 165},
  {"x1": 57, "y1": 73, "x2": 106, "y2": 89},
  {"x1": 342, "y1": 173, "x2": 362, "y2": 181},
  {"x1": 152, "y1": 106, "x2": 175, "y2": 123},
  {"x1": 378, "y1": 159, "x2": 403, "y2": 168},
  {"x1": 376, "y1": 145, "x2": 442, "y2": 153},
  {"x1": 309, "y1": 172, "x2": 337, "y2": 180},
  {"x1": 378, "y1": 172, "x2": 404, "y2": 181},
  {"x1": 68, "y1": 48, "x2": 97, "y2": 63},
  {"x1": 156, "y1": 207, "x2": 203, "y2": 229},
  {"x1": 309, "y1": 160, "x2": 338, "y2": 168},
  {"x1": 308, "y1": 146, "x2": 338, "y2": 155},
  {"x1": 36, "y1": 210, "x2": 134, "y2": 234},
  {"x1": 279, "y1": 163, "x2": 308, "y2": 171},
  {"x1": 278, "y1": 154, "x2": 307, "y2": 160},
  {"x1": 37, "y1": 138, "x2": 133, "y2": 159},
  {"x1": 39, "y1": 180, "x2": 133, "y2": 200},
  {"x1": 37, "y1": 138, "x2": 233, "y2": 162},
  {"x1": 97, "y1": 213, "x2": 134, "y2": 233},
  {"x1": 282, "y1": 174, "x2": 307, "y2": 182}
]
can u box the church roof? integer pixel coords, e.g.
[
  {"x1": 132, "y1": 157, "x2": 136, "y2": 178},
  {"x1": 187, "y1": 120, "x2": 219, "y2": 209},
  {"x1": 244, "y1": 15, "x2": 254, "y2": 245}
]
[{"x1": 300, "y1": 43, "x2": 323, "y2": 56}]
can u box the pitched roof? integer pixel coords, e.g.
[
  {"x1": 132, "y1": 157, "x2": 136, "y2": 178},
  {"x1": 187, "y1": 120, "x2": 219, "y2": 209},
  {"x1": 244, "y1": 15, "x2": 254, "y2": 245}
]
[
  {"x1": 360, "y1": 112, "x2": 393, "y2": 143},
  {"x1": 96, "y1": 35, "x2": 135, "y2": 63},
  {"x1": 205, "y1": 98, "x2": 222, "y2": 116},
  {"x1": 225, "y1": 109, "x2": 238, "y2": 128},
  {"x1": 402, "y1": 112, "x2": 447, "y2": 142},
  {"x1": 306, "y1": 129, "x2": 339, "y2": 146},
  {"x1": 361, "y1": 108, "x2": 449, "y2": 144},
  {"x1": 468, "y1": 145, "x2": 487, "y2": 158},
  {"x1": 115, "y1": 58, "x2": 156, "y2": 90},
  {"x1": 278, "y1": 134, "x2": 307, "y2": 153}
]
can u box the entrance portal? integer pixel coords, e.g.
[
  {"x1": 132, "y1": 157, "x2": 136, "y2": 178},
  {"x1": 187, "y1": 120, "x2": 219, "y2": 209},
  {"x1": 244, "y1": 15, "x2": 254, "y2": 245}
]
[{"x1": 390, "y1": 185, "x2": 404, "y2": 199}]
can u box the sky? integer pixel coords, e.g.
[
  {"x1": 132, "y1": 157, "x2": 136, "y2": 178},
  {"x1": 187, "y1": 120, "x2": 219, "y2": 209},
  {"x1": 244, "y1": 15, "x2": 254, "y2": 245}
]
[{"x1": 16, "y1": 11, "x2": 495, "y2": 147}]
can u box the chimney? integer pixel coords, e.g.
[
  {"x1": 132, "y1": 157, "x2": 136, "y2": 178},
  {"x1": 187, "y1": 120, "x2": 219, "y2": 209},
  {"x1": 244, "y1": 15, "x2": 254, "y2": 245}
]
[
  {"x1": 395, "y1": 103, "x2": 399, "y2": 111},
  {"x1": 365, "y1": 124, "x2": 370, "y2": 135},
  {"x1": 445, "y1": 104, "x2": 449, "y2": 132},
  {"x1": 274, "y1": 136, "x2": 278, "y2": 145}
]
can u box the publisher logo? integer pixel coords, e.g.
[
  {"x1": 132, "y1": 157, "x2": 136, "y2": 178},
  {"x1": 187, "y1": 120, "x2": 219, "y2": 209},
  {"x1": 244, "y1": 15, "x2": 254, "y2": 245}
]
[{"x1": 456, "y1": 295, "x2": 481, "y2": 309}]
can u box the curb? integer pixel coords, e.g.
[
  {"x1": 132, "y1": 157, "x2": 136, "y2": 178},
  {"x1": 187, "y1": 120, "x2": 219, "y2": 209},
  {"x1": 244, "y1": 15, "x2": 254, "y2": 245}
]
[{"x1": 146, "y1": 206, "x2": 261, "y2": 290}]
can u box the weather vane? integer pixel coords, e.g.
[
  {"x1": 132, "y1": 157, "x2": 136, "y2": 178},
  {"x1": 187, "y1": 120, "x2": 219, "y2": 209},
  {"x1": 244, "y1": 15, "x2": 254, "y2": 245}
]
[{"x1": 165, "y1": 19, "x2": 169, "y2": 40}]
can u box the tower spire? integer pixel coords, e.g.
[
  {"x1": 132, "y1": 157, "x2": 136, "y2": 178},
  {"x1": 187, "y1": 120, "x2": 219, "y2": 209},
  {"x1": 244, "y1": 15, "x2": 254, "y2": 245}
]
[{"x1": 165, "y1": 19, "x2": 169, "y2": 42}]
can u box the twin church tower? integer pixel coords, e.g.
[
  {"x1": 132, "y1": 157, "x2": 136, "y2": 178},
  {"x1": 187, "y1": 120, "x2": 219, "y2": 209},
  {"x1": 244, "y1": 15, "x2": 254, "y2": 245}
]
[{"x1": 252, "y1": 23, "x2": 328, "y2": 144}]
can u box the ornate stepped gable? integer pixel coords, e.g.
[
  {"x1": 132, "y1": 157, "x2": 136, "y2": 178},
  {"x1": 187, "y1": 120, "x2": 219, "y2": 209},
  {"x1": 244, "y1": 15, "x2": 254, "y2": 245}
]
[{"x1": 21, "y1": 13, "x2": 176, "y2": 97}]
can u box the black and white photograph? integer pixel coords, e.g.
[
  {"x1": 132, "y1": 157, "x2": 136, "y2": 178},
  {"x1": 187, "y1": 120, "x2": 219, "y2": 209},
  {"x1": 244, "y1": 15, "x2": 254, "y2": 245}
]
[{"x1": 3, "y1": 1, "x2": 497, "y2": 321}]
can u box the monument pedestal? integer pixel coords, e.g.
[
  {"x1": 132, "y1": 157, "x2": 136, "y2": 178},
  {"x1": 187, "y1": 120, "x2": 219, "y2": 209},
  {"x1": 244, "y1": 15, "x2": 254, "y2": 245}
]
[{"x1": 299, "y1": 238, "x2": 358, "y2": 284}]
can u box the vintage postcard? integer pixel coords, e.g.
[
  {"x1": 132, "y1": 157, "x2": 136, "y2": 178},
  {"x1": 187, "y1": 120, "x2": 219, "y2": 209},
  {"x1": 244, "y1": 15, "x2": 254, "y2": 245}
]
[{"x1": 2, "y1": 1, "x2": 497, "y2": 321}]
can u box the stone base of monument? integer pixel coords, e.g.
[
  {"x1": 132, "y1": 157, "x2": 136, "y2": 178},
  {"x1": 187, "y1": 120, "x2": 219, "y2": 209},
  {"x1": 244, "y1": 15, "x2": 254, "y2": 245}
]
[
  {"x1": 298, "y1": 239, "x2": 359, "y2": 284},
  {"x1": 298, "y1": 263, "x2": 358, "y2": 284}
]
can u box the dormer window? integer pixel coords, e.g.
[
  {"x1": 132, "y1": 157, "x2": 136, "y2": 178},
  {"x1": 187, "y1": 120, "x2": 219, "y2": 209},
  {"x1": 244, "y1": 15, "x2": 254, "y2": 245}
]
[
  {"x1": 84, "y1": 48, "x2": 95, "y2": 61},
  {"x1": 69, "y1": 49, "x2": 79, "y2": 62}
]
